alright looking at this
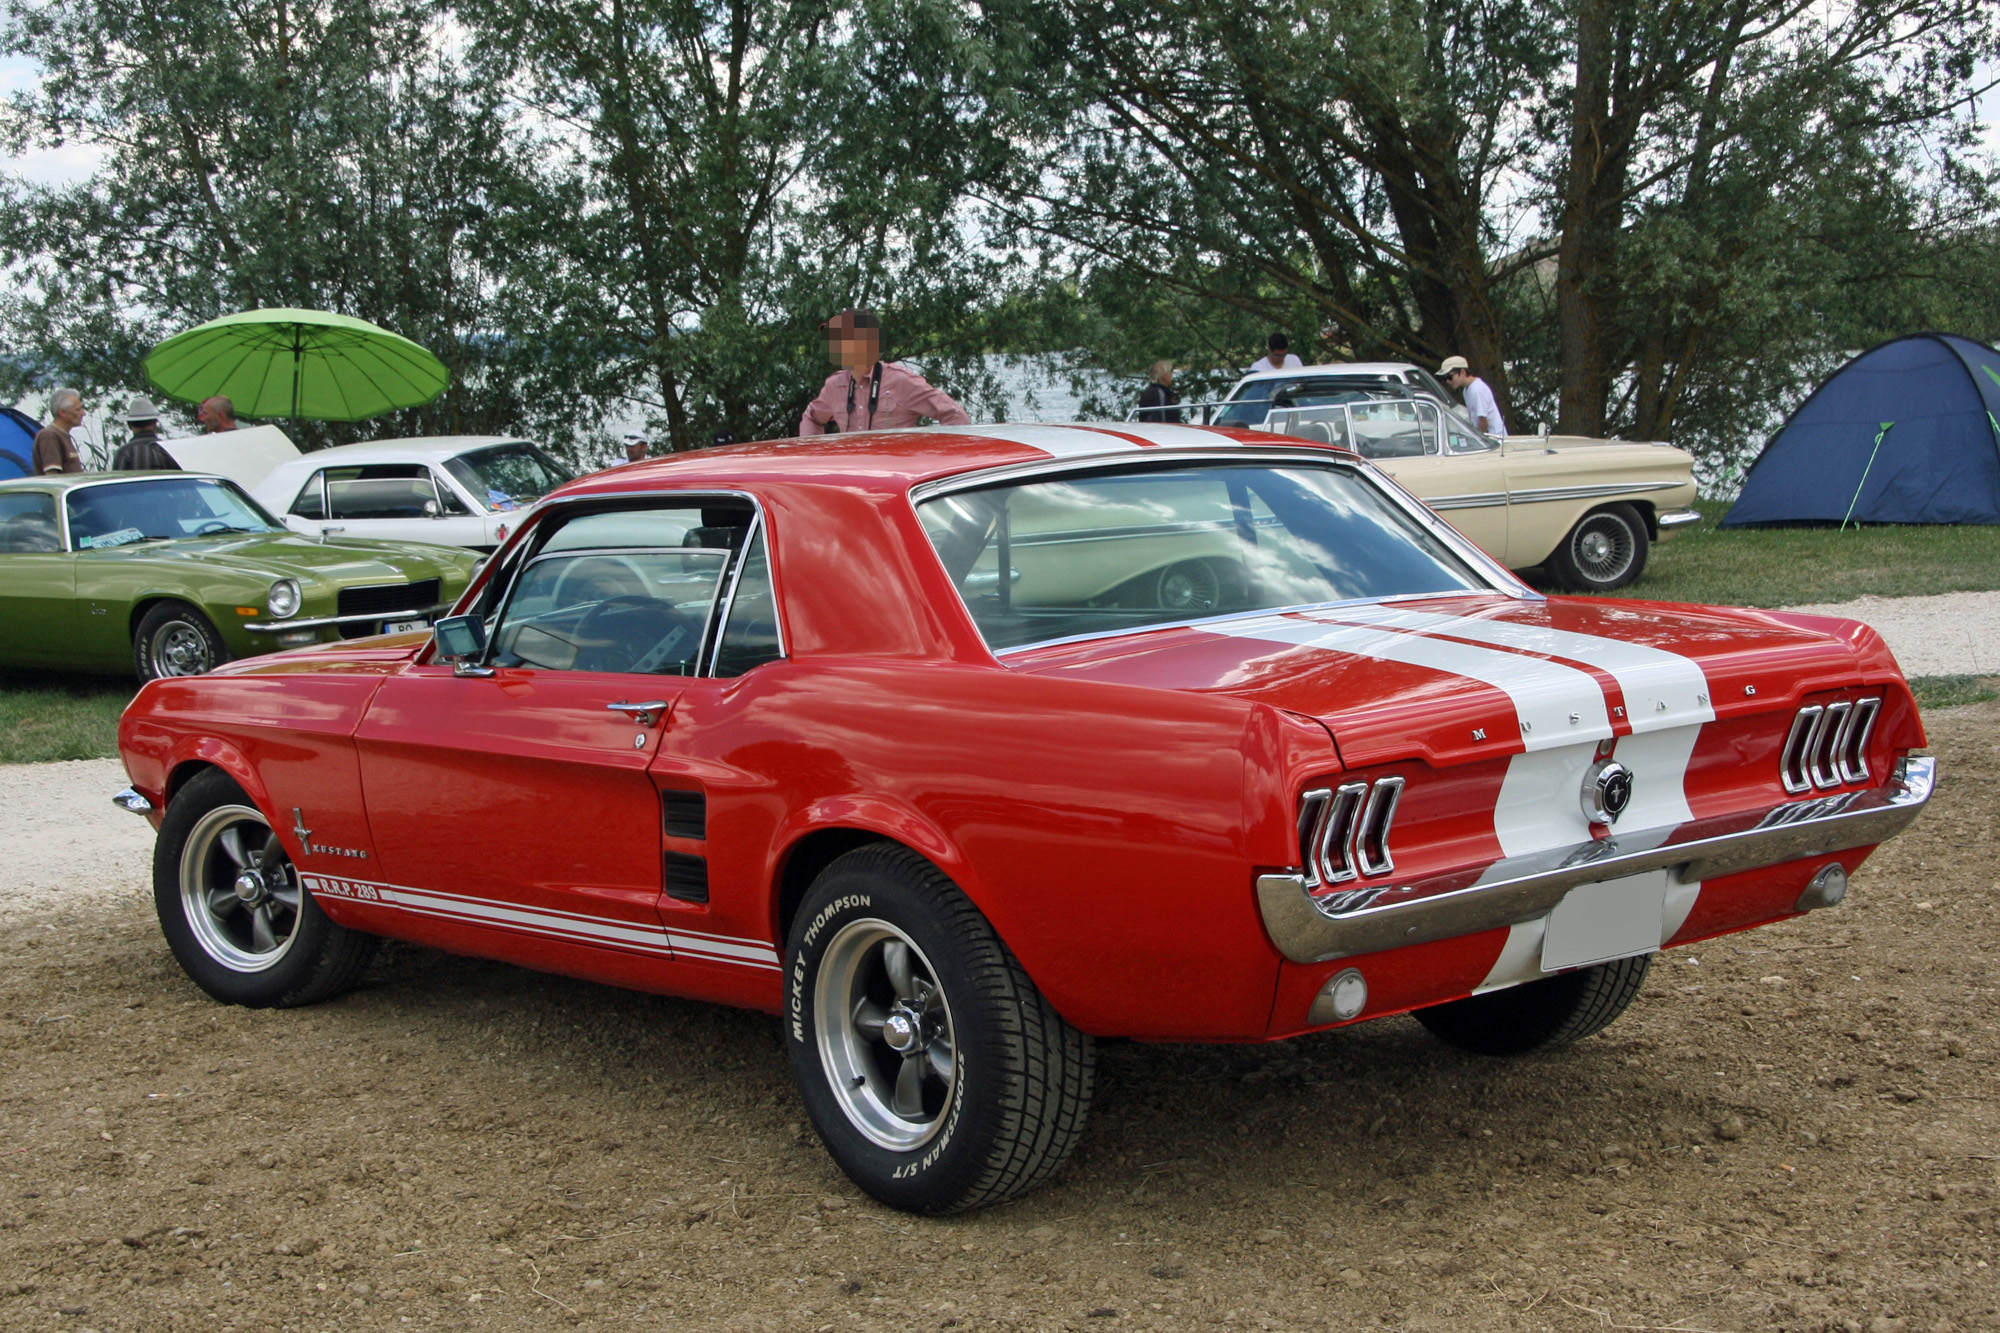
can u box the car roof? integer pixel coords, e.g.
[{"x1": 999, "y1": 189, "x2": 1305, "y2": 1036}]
[
  {"x1": 272, "y1": 436, "x2": 538, "y2": 468},
  {"x1": 1230, "y1": 362, "x2": 1432, "y2": 388},
  {"x1": 552, "y1": 423, "x2": 1318, "y2": 503},
  {"x1": 0, "y1": 470, "x2": 228, "y2": 494}
]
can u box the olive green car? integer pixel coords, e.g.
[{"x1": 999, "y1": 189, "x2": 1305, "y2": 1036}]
[{"x1": 0, "y1": 473, "x2": 478, "y2": 680}]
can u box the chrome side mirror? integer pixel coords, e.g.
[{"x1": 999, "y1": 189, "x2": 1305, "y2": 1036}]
[
  {"x1": 423, "y1": 498, "x2": 441, "y2": 517},
  {"x1": 434, "y1": 614, "x2": 492, "y2": 676}
]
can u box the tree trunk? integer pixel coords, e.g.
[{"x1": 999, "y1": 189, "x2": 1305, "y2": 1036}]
[{"x1": 1553, "y1": 0, "x2": 1619, "y2": 436}]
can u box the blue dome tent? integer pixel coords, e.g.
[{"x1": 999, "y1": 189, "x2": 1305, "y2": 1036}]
[
  {"x1": 0, "y1": 406, "x2": 37, "y2": 479},
  {"x1": 1723, "y1": 333, "x2": 2000, "y2": 527}
]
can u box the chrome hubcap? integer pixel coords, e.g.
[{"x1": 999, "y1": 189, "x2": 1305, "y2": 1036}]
[
  {"x1": 153, "y1": 621, "x2": 212, "y2": 676},
  {"x1": 1572, "y1": 516, "x2": 1635, "y2": 582},
  {"x1": 814, "y1": 920, "x2": 957, "y2": 1151},
  {"x1": 180, "y1": 805, "x2": 303, "y2": 973}
]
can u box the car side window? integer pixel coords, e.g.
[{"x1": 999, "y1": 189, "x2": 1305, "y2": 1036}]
[
  {"x1": 290, "y1": 474, "x2": 326, "y2": 519},
  {"x1": 324, "y1": 465, "x2": 441, "y2": 520},
  {"x1": 1446, "y1": 422, "x2": 1494, "y2": 454},
  {"x1": 0, "y1": 492, "x2": 60, "y2": 552},
  {"x1": 483, "y1": 505, "x2": 745, "y2": 676},
  {"x1": 712, "y1": 528, "x2": 784, "y2": 677},
  {"x1": 430, "y1": 471, "x2": 474, "y2": 516}
]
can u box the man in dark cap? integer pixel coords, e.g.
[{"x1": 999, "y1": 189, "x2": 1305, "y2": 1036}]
[
  {"x1": 111, "y1": 396, "x2": 181, "y2": 471},
  {"x1": 798, "y1": 309, "x2": 970, "y2": 435}
]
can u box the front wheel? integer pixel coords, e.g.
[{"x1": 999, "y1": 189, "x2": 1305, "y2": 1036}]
[
  {"x1": 134, "y1": 600, "x2": 230, "y2": 681},
  {"x1": 153, "y1": 768, "x2": 377, "y2": 1007},
  {"x1": 785, "y1": 845, "x2": 1095, "y2": 1214},
  {"x1": 1413, "y1": 953, "x2": 1650, "y2": 1056},
  {"x1": 1543, "y1": 503, "x2": 1649, "y2": 592}
]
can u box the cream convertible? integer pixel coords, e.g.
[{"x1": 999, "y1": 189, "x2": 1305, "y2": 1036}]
[{"x1": 1143, "y1": 367, "x2": 1701, "y2": 592}]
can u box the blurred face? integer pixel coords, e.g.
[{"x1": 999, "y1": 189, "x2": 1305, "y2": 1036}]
[
  {"x1": 55, "y1": 398, "x2": 85, "y2": 428},
  {"x1": 625, "y1": 440, "x2": 647, "y2": 463},
  {"x1": 827, "y1": 327, "x2": 880, "y2": 375},
  {"x1": 197, "y1": 400, "x2": 233, "y2": 430},
  {"x1": 1446, "y1": 369, "x2": 1470, "y2": 388}
]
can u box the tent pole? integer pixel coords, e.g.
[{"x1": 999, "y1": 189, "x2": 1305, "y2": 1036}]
[{"x1": 1840, "y1": 421, "x2": 1893, "y2": 531}]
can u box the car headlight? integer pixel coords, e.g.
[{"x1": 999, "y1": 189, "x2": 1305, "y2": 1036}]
[{"x1": 266, "y1": 578, "x2": 302, "y2": 618}]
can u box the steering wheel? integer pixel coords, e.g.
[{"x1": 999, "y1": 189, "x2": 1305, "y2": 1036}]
[
  {"x1": 192, "y1": 519, "x2": 234, "y2": 535},
  {"x1": 551, "y1": 554, "x2": 652, "y2": 608},
  {"x1": 572, "y1": 595, "x2": 694, "y2": 674}
]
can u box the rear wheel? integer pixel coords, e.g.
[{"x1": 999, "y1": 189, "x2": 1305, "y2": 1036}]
[
  {"x1": 784, "y1": 845, "x2": 1095, "y2": 1214},
  {"x1": 134, "y1": 600, "x2": 230, "y2": 680},
  {"x1": 153, "y1": 768, "x2": 377, "y2": 1007},
  {"x1": 1544, "y1": 504, "x2": 1649, "y2": 592},
  {"x1": 1413, "y1": 954, "x2": 1650, "y2": 1056}
]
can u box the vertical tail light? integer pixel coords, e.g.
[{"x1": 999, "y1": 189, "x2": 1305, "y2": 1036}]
[
  {"x1": 1298, "y1": 777, "x2": 1401, "y2": 887},
  {"x1": 1781, "y1": 697, "x2": 1880, "y2": 793}
]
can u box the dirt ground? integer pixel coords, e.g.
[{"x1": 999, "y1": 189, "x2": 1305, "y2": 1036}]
[{"x1": 2, "y1": 708, "x2": 1997, "y2": 1333}]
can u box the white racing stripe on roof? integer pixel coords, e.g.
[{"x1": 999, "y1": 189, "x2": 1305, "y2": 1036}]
[
  {"x1": 1101, "y1": 422, "x2": 1237, "y2": 447},
  {"x1": 1207, "y1": 612, "x2": 1611, "y2": 751},
  {"x1": 926, "y1": 424, "x2": 1147, "y2": 458},
  {"x1": 1322, "y1": 605, "x2": 1714, "y2": 732}
]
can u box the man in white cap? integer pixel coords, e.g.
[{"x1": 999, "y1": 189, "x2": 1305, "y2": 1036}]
[
  {"x1": 1439, "y1": 356, "x2": 1507, "y2": 437},
  {"x1": 111, "y1": 396, "x2": 180, "y2": 471}
]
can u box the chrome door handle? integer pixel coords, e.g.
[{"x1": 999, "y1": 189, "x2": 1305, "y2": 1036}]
[{"x1": 607, "y1": 700, "x2": 670, "y2": 726}]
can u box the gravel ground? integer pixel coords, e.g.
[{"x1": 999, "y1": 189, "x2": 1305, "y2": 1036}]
[
  {"x1": 2, "y1": 706, "x2": 1997, "y2": 1333},
  {"x1": 1775, "y1": 591, "x2": 2000, "y2": 678}
]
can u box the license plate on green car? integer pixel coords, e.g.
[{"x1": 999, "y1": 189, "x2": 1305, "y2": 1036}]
[{"x1": 381, "y1": 618, "x2": 428, "y2": 635}]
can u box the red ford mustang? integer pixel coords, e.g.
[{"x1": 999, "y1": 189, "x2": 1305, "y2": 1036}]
[{"x1": 114, "y1": 423, "x2": 1934, "y2": 1214}]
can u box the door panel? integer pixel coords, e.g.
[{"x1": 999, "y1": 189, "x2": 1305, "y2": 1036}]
[
  {"x1": 0, "y1": 551, "x2": 77, "y2": 664},
  {"x1": 355, "y1": 664, "x2": 682, "y2": 958},
  {"x1": 1380, "y1": 455, "x2": 1510, "y2": 560}
]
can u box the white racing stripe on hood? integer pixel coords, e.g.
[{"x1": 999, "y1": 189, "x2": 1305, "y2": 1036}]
[
  {"x1": 926, "y1": 424, "x2": 1146, "y2": 458},
  {"x1": 1208, "y1": 612, "x2": 1611, "y2": 751},
  {"x1": 1322, "y1": 605, "x2": 1715, "y2": 732}
]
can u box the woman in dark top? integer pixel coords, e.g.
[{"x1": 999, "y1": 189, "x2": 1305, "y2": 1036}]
[{"x1": 1135, "y1": 360, "x2": 1182, "y2": 423}]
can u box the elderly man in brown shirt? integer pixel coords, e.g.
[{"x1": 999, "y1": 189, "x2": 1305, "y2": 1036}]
[
  {"x1": 32, "y1": 388, "x2": 86, "y2": 473},
  {"x1": 798, "y1": 309, "x2": 970, "y2": 436}
]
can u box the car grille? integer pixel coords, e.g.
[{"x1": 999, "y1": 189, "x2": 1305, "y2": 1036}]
[{"x1": 337, "y1": 579, "x2": 441, "y2": 619}]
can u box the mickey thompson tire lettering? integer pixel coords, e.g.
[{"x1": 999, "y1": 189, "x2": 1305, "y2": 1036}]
[{"x1": 783, "y1": 844, "x2": 1096, "y2": 1214}]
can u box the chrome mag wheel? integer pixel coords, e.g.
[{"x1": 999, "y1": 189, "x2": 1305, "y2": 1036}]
[
  {"x1": 814, "y1": 920, "x2": 958, "y2": 1151},
  {"x1": 178, "y1": 803, "x2": 303, "y2": 972}
]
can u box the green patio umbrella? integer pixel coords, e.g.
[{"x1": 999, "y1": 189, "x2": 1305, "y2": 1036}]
[{"x1": 142, "y1": 308, "x2": 448, "y2": 422}]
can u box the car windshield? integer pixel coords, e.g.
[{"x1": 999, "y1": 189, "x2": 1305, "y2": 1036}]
[
  {"x1": 443, "y1": 442, "x2": 575, "y2": 513},
  {"x1": 1217, "y1": 377, "x2": 1405, "y2": 427},
  {"x1": 917, "y1": 461, "x2": 1487, "y2": 651},
  {"x1": 66, "y1": 478, "x2": 283, "y2": 549}
]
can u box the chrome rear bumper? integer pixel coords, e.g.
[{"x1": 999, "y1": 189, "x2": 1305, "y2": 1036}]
[{"x1": 1257, "y1": 756, "x2": 1935, "y2": 964}]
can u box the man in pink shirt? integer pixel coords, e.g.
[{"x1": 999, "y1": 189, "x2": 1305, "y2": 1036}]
[{"x1": 798, "y1": 309, "x2": 970, "y2": 435}]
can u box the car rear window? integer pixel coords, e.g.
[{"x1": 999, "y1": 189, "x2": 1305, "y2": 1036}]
[{"x1": 916, "y1": 461, "x2": 1486, "y2": 651}]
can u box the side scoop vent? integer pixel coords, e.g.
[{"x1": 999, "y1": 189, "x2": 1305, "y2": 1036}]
[
  {"x1": 1781, "y1": 697, "x2": 1880, "y2": 794},
  {"x1": 1298, "y1": 776, "x2": 1405, "y2": 887}
]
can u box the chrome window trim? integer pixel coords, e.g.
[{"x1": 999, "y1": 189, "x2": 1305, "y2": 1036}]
[
  {"x1": 703, "y1": 514, "x2": 788, "y2": 676},
  {"x1": 468, "y1": 489, "x2": 775, "y2": 680},
  {"x1": 907, "y1": 447, "x2": 1536, "y2": 660}
]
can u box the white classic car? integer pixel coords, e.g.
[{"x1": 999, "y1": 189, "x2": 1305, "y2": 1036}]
[
  {"x1": 167, "y1": 431, "x2": 576, "y2": 552},
  {"x1": 1139, "y1": 363, "x2": 1701, "y2": 591},
  {"x1": 254, "y1": 437, "x2": 575, "y2": 551}
]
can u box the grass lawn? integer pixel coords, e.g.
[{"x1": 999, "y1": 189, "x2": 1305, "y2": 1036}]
[
  {"x1": 0, "y1": 669, "x2": 134, "y2": 764},
  {"x1": 1570, "y1": 499, "x2": 2000, "y2": 607}
]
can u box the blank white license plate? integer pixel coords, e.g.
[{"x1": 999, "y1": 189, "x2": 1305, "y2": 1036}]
[
  {"x1": 380, "y1": 617, "x2": 428, "y2": 635},
  {"x1": 1540, "y1": 871, "x2": 1668, "y2": 972}
]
